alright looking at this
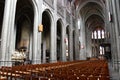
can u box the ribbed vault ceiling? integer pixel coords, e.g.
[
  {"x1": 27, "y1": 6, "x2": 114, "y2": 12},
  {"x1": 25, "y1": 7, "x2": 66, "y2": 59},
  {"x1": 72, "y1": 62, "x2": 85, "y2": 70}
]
[
  {"x1": 15, "y1": 0, "x2": 34, "y2": 24},
  {"x1": 77, "y1": 0, "x2": 105, "y2": 31},
  {"x1": 85, "y1": 15, "x2": 104, "y2": 31}
]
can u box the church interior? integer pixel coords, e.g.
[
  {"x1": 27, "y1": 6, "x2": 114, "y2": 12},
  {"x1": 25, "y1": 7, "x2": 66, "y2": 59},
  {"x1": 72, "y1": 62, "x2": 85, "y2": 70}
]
[{"x1": 0, "y1": 0, "x2": 120, "y2": 80}]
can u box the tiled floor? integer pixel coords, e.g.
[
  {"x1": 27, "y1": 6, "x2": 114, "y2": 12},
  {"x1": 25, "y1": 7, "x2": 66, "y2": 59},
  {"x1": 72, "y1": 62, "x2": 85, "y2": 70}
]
[{"x1": 108, "y1": 63, "x2": 120, "y2": 80}]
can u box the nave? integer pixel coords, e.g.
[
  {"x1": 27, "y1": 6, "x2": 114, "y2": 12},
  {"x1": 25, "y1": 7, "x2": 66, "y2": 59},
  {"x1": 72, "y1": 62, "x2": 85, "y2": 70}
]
[
  {"x1": 0, "y1": 59, "x2": 110, "y2": 80},
  {"x1": 0, "y1": 0, "x2": 120, "y2": 80}
]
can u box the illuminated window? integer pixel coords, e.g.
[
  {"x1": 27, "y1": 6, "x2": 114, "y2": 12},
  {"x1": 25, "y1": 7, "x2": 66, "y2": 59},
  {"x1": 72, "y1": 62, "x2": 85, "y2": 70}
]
[
  {"x1": 102, "y1": 30, "x2": 105, "y2": 38},
  {"x1": 92, "y1": 29, "x2": 105, "y2": 39},
  {"x1": 98, "y1": 30, "x2": 101, "y2": 39},
  {"x1": 100, "y1": 46, "x2": 105, "y2": 55},
  {"x1": 100, "y1": 46, "x2": 102, "y2": 55},
  {"x1": 94, "y1": 31, "x2": 97, "y2": 39},
  {"x1": 92, "y1": 32, "x2": 93, "y2": 39}
]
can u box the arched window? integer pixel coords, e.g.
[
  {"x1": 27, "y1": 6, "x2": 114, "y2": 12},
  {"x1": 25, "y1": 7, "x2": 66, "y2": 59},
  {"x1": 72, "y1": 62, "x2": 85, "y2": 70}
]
[
  {"x1": 102, "y1": 30, "x2": 105, "y2": 39},
  {"x1": 92, "y1": 29, "x2": 105, "y2": 39},
  {"x1": 98, "y1": 30, "x2": 101, "y2": 39},
  {"x1": 100, "y1": 46, "x2": 102, "y2": 55},
  {"x1": 94, "y1": 31, "x2": 97, "y2": 39},
  {"x1": 92, "y1": 32, "x2": 94, "y2": 39},
  {"x1": 100, "y1": 46, "x2": 105, "y2": 55}
]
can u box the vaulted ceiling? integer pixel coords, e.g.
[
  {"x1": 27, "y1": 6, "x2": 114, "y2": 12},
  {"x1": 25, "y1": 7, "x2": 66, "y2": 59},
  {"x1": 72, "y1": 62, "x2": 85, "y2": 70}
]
[
  {"x1": 15, "y1": 0, "x2": 34, "y2": 24},
  {"x1": 75, "y1": 0, "x2": 105, "y2": 31}
]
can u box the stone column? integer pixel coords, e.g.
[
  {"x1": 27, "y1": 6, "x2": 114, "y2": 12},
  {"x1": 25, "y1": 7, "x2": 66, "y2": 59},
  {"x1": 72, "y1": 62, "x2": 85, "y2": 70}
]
[
  {"x1": 69, "y1": 15, "x2": 73, "y2": 61},
  {"x1": 0, "y1": 0, "x2": 16, "y2": 66},
  {"x1": 50, "y1": 0, "x2": 57, "y2": 63},
  {"x1": 36, "y1": 0, "x2": 43, "y2": 64},
  {"x1": 105, "y1": 0, "x2": 115, "y2": 66},
  {"x1": 32, "y1": 0, "x2": 39, "y2": 64},
  {"x1": 29, "y1": 34, "x2": 33, "y2": 62},
  {"x1": 6, "y1": 0, "x2": 17, "y2": 66},
  {"x1": 106, "y1": 0, "x2": 119, "y2": 71},
  {"x1": 68, "y1": 27, "x2": 73, "y2": 61},
  {"x1": 62, "y1": 25, "x2": 67, "y2": 61},
  {"x1": 86, "y1": 30, "x2": 92, "y2": 58},
  {"x1": 111, "y1": 0, "x2": 120, "y2": 72},
  {"x1": 80, "y1": 20, "x2": 86, "y2": 60},
  {"x1": 115, "y1": 0, "x2": 120, "y2": 74},
  {"x1": 74, "y1": 24, "x2": 80, "y2": 60},
  {"x1": 43, "y1": 40, "x2": 46, "y2": 63},
  {"x1": 61, "y1": 0, "x2": 67, "y2": 62},
  {"x1": 50, "y1": 22, "x2": 56, "y2": 62},
  {"x1": 93, "y1": 31, "x2": 95, "y2": 57},
  {"x1": 95, "y1": 31, "x2": 98, "y2": 57}
]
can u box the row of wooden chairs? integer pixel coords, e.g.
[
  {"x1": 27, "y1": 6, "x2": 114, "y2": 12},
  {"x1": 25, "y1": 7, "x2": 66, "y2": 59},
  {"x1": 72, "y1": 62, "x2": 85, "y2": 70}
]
[{"x1": 0, "y1": 60, "x2": 110, "y2": 80}]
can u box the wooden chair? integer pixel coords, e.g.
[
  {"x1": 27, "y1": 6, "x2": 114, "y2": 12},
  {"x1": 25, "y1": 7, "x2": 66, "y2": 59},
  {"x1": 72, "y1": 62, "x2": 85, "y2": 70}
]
[
  {"x1": 40, "y1": 77, "x2": 49, "y2": 80},
  {"x1": 88, "y1": 77, "x2": 98, "y2": 80},
  {"x1": 98, "y1": 77, "x2": 110, "y2": 80},
  {"x1": 0, "y1": 76, "x2": 7, "y2": 80}
]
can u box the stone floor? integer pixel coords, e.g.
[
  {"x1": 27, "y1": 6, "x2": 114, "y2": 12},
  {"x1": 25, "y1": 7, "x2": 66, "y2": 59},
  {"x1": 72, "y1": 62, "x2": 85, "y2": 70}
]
[{"x1": 108, "y1": 63, "x2": 120, "y2": 80}]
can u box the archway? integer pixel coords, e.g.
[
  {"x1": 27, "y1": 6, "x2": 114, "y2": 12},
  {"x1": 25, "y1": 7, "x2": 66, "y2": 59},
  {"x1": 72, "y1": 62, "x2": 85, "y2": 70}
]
[
  {"x1": 42, "y1": 10, "x2": 51, "y2": 63},
  {"x1": 0, "y1": 0, "x2": 4, "y2": 38},
  {"x1": 57, "y1": 19, "x2": 62, "y2": 61},
  {"x1": 0, "y1": 0, "x2": 5, "y2": 39},
  {"x1": 0, "y1": 0, "x2": 5, "y2": 59},
  {"x1": 79, "y1": 2, "x2": 105, "y2": 59},
  {"x1": 14, "y1": 0, "x2": 34, "y2": 63}
]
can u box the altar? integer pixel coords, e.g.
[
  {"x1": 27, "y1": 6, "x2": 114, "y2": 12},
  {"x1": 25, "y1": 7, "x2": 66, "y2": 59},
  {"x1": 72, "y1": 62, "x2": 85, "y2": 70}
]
[{"x1": 11, "y1": 49, "x2": 26, "y2": 66}]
